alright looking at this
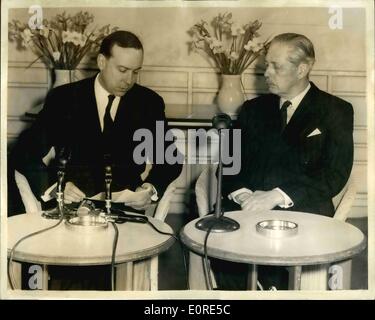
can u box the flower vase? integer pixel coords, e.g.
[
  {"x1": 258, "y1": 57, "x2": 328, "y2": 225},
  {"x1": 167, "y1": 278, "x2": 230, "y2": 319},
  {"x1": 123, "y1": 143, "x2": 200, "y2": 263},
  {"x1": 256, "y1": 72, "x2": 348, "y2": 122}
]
[
  {"x1": 217, "y1": 74, "x2": 245, "y2": 117},
  {"x1": 52, "y1": 69, "x2": 75, "y2": 88}
]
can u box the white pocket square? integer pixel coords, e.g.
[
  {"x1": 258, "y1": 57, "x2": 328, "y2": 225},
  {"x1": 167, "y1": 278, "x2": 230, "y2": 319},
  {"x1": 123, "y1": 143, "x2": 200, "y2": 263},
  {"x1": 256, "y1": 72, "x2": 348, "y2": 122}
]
[{"x1": 307, "y1": 128, "x2": 321, "y2": 137}]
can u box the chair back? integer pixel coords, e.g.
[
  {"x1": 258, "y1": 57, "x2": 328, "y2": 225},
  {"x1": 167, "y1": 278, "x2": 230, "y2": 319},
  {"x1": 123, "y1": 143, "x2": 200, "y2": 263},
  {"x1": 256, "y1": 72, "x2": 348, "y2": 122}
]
[
  {"x1": 332, "y1": 175, "x2": 356, "y2": 221},
  {"x1": 195, "y1": 164, "x2": 218, "y2": 217},
  {"x1": 14, "y1": 170, "x2": 42, "y2": 214}
]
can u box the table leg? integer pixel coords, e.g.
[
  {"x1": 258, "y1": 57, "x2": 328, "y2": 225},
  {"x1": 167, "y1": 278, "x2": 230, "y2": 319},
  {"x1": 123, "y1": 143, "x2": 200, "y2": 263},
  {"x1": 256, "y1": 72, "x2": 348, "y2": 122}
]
[
  {"x1": 301, "y1": 264, "x2": 329, "y2": 290},
  {"x1": 189, "y1": 252, "x2": 216, "y2": 290},
  {"x1": 133, "y1": 259, "x2": 151, "y2": 291},
  {"x1": 42, "y1": 265, "x2": 49, "y2": 290},
  {"x1": 149, "y1": 258, "x2": 157, "y2": 290},
  {"x1": 289, "y1": 266, "x2": 302, "y2": 290},
  {"x1": 247, "y1": 264, "x2": 258, "y2": 290},
  {"x1": 116, "y1": 262, "x2": 134, "y2": 291},
  {"x1": 7, "y1": 260, "x2": 22, "y2": 290}
]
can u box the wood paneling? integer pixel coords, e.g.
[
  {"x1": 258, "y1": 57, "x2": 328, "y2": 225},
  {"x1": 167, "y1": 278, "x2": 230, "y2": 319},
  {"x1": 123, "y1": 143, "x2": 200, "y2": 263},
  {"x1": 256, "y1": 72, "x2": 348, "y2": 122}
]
[
  {"x1": 6, "y1": 63, "x2": 368, "y2": 216},
  {"x1": 140, "y1": 70, "x2": 188, "y2": 88}
]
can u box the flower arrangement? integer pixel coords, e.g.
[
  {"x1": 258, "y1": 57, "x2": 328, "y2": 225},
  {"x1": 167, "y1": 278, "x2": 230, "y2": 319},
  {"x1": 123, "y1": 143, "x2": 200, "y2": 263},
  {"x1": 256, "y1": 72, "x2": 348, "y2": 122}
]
[
  {"x1": 189, "y1": 12, "x2": 270, "y2": 75},
  {"x1": 8, "y1": 11, "x2": 118, "y2": 69}
]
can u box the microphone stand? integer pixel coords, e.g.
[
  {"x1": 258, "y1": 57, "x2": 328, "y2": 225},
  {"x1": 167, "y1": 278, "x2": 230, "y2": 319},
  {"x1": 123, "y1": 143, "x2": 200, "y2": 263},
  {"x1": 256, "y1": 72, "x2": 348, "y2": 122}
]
[
  {"x1": 104, "y1": 165, "x2": 112, "y2": 215},
  {"x1": 55, "y1": 160, "x2": 67, "y2": 218},
  {"x1": 42, "y1": 152, "x2": 69, "y2": 220},
  {"x1": 195, "y1": 114, "x2": 240, "y2": 233}
]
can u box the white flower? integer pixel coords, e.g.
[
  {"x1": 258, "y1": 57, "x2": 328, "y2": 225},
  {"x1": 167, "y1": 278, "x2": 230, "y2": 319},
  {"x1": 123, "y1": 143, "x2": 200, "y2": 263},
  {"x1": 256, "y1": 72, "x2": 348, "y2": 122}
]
[
  {"x1": 244, "y1": 39, "x2": 264, "y2": 52},
  {"x1": 229, "y1": 51, "x2": 239, "y2": 60},
  {"x1": 213, "y1": 47, "x2": 225, "y2": 54},
  {"x1": 39, "y1": 27, "x2": 50, "y2": 38},
  {"x1": 80, "y1": 34, "x2": 88, "y2": 46},
  {"x1": 62, "y1": 31, "x2": 84, "y2": 47},
  {"x1": 21, "y1": 28, "x2": 33, "y2": 43},
  {"x1": 52, "y1": 51, "x2": 61, "y2": 62},
  {"x1": 62, "y1": 30, "x2": 72, "y2": 43},
  {"x1": 209, "y1": 38, "x2": 224, "y2": 50},
  {"x1": 71, "y1": 31, "x2": 83, "y2": 46},
  {"x1": 231, "y1": 23, "x2": 245, "y2": 36}
]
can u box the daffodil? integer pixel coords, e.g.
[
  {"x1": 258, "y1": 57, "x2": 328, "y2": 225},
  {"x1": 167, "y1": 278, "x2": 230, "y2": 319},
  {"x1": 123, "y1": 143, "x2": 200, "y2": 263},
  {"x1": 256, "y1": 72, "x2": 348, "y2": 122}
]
[
  {"x1": 52, "y1": 51, "x2": 61, "y2": 62},
  {"x1": 39, "y1": 27, "x2": 50, "y2": 38},
  {"x1": 244, "y1": 39, "x2": 264, "y2": 52},
  {"x1": 229, "y1": 51, "x2": 239, "y2": 60},
  {"x1": 8, "y1": 11, "x2": 118, "y2": 69},
  {"x1": 189, "y1": 13, "x2": 268, "y2": 74},
  {"x1": 231, "y1": 23, "x2": 245, "y2": 36},
  {"x1": 21, "y1": 28, "x2": 33, "y2": 43}
]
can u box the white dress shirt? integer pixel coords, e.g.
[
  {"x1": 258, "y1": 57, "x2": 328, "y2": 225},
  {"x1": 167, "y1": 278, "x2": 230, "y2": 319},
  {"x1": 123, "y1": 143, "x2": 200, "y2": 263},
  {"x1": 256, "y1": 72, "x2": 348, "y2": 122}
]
[
  {"x1": 280, "y1": 82, "x2": 311, "y2": 125},
  {"x1": 42, "y1": 74, "x2": 158, "y2": 202},
  {"x1": 229, "y1": 83, "x2": 311, "y2": 208},
  {"x1": 94, "y1": 74, "x2": 121, "y2": 131}
]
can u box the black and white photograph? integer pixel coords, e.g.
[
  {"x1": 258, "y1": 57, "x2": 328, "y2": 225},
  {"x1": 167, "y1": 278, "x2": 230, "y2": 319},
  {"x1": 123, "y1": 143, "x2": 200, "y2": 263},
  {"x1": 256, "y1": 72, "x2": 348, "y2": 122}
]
[{"x1": 1, "y1": 0, "x2": 374, "y2": 301}]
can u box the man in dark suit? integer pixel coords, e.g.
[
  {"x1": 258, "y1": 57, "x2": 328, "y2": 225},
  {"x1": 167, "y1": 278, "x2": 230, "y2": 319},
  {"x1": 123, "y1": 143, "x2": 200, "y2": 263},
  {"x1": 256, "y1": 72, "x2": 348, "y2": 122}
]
[
  {"x1": 214, "y1": 33, "x2": 354, "y2": 290},
  {"x1": 12, "y1": 30, "x2": 182, "y2": 211},
  {"x1": 11, "y1": 30, "x2": 182, "y2": 290}
]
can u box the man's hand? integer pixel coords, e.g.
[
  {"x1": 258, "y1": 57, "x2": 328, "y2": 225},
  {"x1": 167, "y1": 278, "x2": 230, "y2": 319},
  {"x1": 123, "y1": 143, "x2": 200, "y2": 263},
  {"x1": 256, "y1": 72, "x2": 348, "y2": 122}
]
[
  {"x1": 240, "y1": 190, "x2": 284, "y2": 212},
  {"x1": 63, "y1": 182, "x2": 86, "y2": 204},
  {"x1": 126, "y1": 183, "x2": 154, "y2": 210}
]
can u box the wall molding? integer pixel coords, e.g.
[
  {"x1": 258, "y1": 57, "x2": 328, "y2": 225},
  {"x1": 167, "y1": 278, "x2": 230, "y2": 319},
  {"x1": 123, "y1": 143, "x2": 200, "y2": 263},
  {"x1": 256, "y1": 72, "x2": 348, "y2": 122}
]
[{"x1": 6, "y1": 62, "x2": 368, "y2": 216}]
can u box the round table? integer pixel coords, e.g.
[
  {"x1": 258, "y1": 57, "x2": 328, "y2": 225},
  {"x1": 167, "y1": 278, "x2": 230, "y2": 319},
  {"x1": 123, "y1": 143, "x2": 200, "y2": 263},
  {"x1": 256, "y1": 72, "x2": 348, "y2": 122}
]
[
  {"x1": 180, "y1": 210, "x2": 366, "y2": 290},
  {"x1": 8, "y1": 213, "x2": 174, "y2": 290}
]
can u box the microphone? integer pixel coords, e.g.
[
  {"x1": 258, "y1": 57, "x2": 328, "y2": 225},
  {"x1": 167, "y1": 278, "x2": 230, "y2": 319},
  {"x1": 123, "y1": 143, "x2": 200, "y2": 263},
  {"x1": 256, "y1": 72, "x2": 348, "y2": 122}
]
[
  {"x1": 56, "y1": 148, "x2": 70, "y2": 193},
  {"x1": 42, "y1": 146, "x2": 71, "y2": 220},
  {"x1": 55, "y1": 147, "x2": 71, "y2": 218},
  {"x1": 212, "y1": 113, "x2": 232, "y2": 130},
  {"x1": 195, "y1": 113, "x2": 240, "y2": 233}
]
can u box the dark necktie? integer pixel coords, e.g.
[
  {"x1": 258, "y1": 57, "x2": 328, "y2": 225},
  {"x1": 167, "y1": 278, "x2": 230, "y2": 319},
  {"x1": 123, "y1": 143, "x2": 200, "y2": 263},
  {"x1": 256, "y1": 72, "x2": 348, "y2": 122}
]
[
  {"x1": 280, "y1": 100, "x2": 292, "y2": 131},
  {"x1": 103, "y1": 94, "x2": 116, "y2": 139}
]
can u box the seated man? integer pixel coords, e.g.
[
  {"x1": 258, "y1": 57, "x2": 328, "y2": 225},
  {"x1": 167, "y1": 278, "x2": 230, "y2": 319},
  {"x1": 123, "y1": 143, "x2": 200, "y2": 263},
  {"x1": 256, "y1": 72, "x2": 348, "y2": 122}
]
[
  {"x1": 11, "y1": 30, "x2": 182, "y2": 212},
  {"x1": 10, "y1": 30, "x2": 182, "y2": 290},
  {"x1": 214, "y1": 33, "x2": 354, "y2": 290}
]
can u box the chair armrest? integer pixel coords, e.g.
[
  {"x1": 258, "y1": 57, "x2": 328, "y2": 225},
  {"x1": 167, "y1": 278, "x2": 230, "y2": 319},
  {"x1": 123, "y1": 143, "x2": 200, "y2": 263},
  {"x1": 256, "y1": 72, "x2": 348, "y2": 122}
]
[
  {"x1": 14, "y1": 170, "x2": 42, "y2": 214},
  {"x1": 333, "y1": 177, "x2": 357, "y2": 222}
]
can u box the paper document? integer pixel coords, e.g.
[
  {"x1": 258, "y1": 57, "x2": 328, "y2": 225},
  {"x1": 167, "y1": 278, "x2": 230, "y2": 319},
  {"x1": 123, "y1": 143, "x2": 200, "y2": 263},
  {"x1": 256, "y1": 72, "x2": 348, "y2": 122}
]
[{"x1": 89, "y1": 189, "x2": 150, "y2": 203}]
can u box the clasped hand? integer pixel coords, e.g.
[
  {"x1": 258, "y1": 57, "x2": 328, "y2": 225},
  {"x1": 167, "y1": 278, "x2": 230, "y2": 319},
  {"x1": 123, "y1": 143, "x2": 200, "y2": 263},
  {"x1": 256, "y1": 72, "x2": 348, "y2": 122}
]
[{"x1": 238, "y1": 190, "x2": 284, "y2": 212}]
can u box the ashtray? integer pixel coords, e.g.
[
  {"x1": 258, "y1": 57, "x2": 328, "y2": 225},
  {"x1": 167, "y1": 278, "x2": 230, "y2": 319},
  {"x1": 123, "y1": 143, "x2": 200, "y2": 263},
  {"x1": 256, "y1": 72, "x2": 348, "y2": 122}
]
[
  {"x1": 256, "y1": 220, "x2": 298, "y2": 238},
  {"x1": 65, "y1": 214, "x2": 108, "y2": 232}
]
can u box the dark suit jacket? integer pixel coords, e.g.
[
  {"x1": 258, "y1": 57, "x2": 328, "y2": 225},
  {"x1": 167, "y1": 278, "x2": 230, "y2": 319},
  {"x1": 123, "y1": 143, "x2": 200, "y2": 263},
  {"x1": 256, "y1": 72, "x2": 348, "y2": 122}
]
[
  {"x1": 222, "y1": 82, "x2": 354, "y2": 216},
  {"x1": 11, "y1": 76, "x2": 182, "y2": 202}
]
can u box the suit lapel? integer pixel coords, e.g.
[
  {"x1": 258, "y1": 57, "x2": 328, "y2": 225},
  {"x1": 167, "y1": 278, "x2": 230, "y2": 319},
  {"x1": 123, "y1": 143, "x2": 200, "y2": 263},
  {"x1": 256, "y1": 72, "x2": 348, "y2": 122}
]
[
  {"x1": 113, "y1": 84, "x2": 141, "y2": 130},
  {"x1": 261, "y1": 94, "x2": 281, "y2": 134},
  {"x1": 282, "y1": 82, "x2": 320, "y2": 145},
  {"x1": 77, "y1": 76, "x2": 103, "y2": 138}
]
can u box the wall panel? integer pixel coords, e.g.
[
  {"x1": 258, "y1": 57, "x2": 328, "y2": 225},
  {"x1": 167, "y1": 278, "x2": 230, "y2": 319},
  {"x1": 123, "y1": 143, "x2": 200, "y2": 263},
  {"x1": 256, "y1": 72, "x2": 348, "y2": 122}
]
[{"x1": 6, "y1": 5, "x2": 368, "y2": 216}]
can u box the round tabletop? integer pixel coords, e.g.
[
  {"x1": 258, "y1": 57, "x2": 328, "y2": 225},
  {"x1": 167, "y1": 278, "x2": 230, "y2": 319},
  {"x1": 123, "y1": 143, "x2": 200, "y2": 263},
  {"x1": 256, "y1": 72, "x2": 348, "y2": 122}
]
[
  {"x1": 8, "y1": 213, "x2": 175, "y2": 266},
  {"x1": 180, "y1": 210, "x2": 366, "y2": 266}
]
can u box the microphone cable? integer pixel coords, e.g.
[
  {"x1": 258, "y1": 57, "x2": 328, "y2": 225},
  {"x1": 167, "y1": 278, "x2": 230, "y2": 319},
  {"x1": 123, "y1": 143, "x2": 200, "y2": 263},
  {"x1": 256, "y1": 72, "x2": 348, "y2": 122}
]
[
  {"x1": 203, "y1": 224, "x2": 215, "y2": 290},
  {"x1": 111, "y1": 208, "x2": 190, "y2": 290},
  {"x1": 109, "y1": 221, "x2": 119, "y2": 291},
  {"x1": 7, "y1": 213, "x2": 64, "y2": 290}
]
